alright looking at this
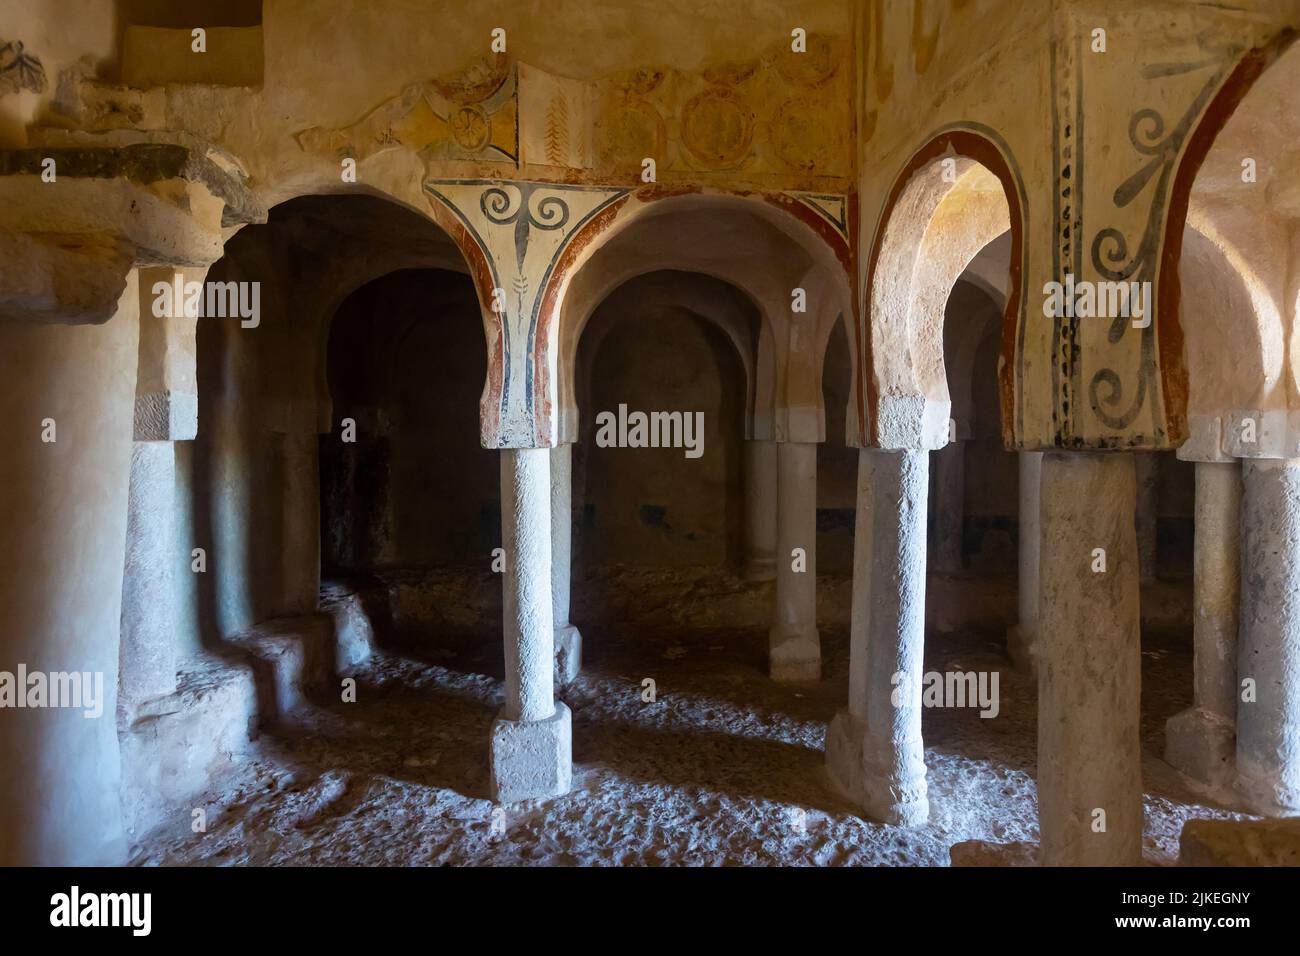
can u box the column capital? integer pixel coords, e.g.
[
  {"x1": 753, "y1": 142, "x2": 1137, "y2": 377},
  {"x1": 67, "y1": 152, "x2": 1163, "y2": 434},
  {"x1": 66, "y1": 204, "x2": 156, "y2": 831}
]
[
  {"x1": 872, "y1": 395, "x2": 951, "y2": 451},
  {"x1": 0, "y1": 132, "x2": 264, "y2": 326},
  {"x1": 423, "y1": 179, "x2": 632, "y2": 449},
  {"x1": 1177, "y1": 413, "x2": 1239, "y2": 463}
]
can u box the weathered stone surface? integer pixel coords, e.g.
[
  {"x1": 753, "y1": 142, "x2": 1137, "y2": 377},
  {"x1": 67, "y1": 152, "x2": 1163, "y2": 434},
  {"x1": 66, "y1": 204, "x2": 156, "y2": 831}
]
[
  {"x1": 0, "y1": 135, "x2": 268, "y2": 324},
  {"x1": 119, "y1": 440, "x2": 178, "y2": 713},
  {"x1": 1166, "y1": 460, "x2": 1241, "y2": 788},
  {"x1": 318, "y1": 582, "x2": 377, "y2": 673},
  {"x1": 743, "y1": 439, "x2": 778, "y2": 582},
  {"x1": 769, "y1": 441, "x2": 820, "y2": 682},
  {"x1": 119, "y1": 651, "x2": 259, "y2": 840},
  {"x1": 2, "y1": 138, "x2": 264, "y2": 226},
  {"x1": 500, "y1": 448, "x2": 556, "y2": 722},
  {"x1": 950, "y1": 840, "x2": 1039, "y2": 867},
  {"x1": 829, "y1": 448, "x2": 929, "y2": 826},
  {"x1": 133, "y1": 390, "x2": 198, "y2": 442},
  {"x1": 1167, "y1": 708, "x2": 1237, "y2": 788},
  {"x1": 1236, "y1": 458, "x2": 1300, "y2": 815},
  {"x1": 550, "y1": 443, "x2": 582, "y2": 687},
  {"x1": 554, "y1": 624, "x2": 582, "y2": 688},
  {"x1": 490, "y1": 702, "x2": 573, "y2": 804},
  {"x1": 0, "y1": 227, "x2": 133, "y2": 324},
  {"x1": 1038, "y1": 452, "x2": 1142, "y2": 866},
  {"x1": 226, "y1": 614, "x2": 337, "y2": 725},
  {"x1": 1179, "y1": 817, "x2": 1300, "y2": 866}
]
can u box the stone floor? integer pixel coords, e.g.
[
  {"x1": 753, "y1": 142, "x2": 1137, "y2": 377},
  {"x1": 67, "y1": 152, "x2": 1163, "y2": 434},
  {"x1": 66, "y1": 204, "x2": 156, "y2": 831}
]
[{"x1": 133, "y1": 589, "x2": 1256, "y2": 866}]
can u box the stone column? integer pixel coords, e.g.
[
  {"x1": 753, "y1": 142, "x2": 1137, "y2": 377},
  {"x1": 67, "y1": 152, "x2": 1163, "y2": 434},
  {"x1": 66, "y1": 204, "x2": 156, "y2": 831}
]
[
  {"x1": 1135, "y1": 451, "x2": 1159, "y2": 582},
  {"x1": 826, "y1": 448, "x2": 929, "y2": 825},
  {"x1": 1008, "y1": 451, "x2": 1042, "y2": 673},
  {"x1": 119, "y1": 266, "x2": 199, "y2": 720},
  {"x1": 744, "y1": 439, "x2": 778, "y2": 581},
  {"x1": 491, "y1": 447, "x2": 571, "y2": 803},
  {"x1": 769, "y1": 441, "x2": 820, "y2": 681},
  {"x1": 550, "y1": 443, "x2": 582, "y2": 686},
  {"x1": 119, "y1": 441, "x2": 178, "y2": 712},
  {"x1": 1235, "y1": 458, "x2": 1300, "y2": 815},
  {"x1": 931, "y1": 439, "x2": 964, "y2": 573},
  {"x1": 280, "y1": 428, "x2": 320, "y2": 615},
  {"x1": 1165, "y1": 460, "x2": 1240, "y2": 787},
  {"x1": 1038, "y1": 451, "x2": 1142, "y2": 866}
]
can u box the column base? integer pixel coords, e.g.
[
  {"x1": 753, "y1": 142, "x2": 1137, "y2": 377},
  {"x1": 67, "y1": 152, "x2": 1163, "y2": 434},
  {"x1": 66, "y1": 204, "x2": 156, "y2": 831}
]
[
  {"x1": 768, "y1": 624, "x2": 821, "y2": 682},
  {"x1": 1235, "y1": 756, "x2": 1300, "y2": 817},
  {"x1": 825, "y1": 709, "x2": 930, "y2": 826},
  {"x1": 1164, "y1": 707, "x2": 1235, "y2": 788},
  {"x1": 489, "y1": 702, "x2": 572, "y2": 804},
  {"x1": 1006, "y1": 623, "x2": 1038, "y2": 676},
  {"x1": 863, "y1": 748, "x2": 929, "y2": 828},
  {"x1": 743, "y1": 556, "x2": 777, "y2": 583},
  {"x1": 554, "y1": 624, "x2": 582, "y2": 688}
]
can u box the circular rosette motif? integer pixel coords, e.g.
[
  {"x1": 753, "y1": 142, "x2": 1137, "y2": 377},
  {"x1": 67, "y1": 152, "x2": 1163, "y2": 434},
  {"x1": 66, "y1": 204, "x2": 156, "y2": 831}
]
[
  {"x1": 451, "y1": 104, "x2": 491, "y2": 152},
  {"x1": 681, "y1": 88, "x2": 755, "y2": 167}
]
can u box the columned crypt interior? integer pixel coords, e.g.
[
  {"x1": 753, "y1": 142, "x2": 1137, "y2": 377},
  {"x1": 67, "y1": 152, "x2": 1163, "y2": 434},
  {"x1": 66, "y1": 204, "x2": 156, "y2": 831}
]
[{"x1": 1, "y1": 0, "x2": 1300, "y2": 868}]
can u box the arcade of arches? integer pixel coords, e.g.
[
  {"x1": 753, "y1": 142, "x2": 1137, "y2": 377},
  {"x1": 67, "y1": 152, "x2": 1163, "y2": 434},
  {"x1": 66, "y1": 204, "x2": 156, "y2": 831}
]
[{"x1": 3, "y1": 1, "x2": 1300, "y2": 867}]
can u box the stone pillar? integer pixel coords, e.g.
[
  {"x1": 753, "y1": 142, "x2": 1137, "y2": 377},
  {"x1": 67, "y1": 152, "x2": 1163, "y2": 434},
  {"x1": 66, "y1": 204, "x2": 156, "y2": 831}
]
[
  {"x1": 1165, "y1": 460, "x2": 1240, "y2": 787},
  {"x1": 744, "y1": 439, "x2": 778, "y2": 581},
  {"x1": 825, "y1": 448, "x2": 929, "y2": 825},
  {"x1": 365, "y1": 409, "x2": 396, "y2": 568},
  {"x1": 769, "y1": 441, "x2": 820, "y2": 681},
  {"x1": 1038, "y1": 452, "x2": 1142, "y2": 866},
  {"x1": 119, "y1": 267, "x2": 199, "y2": 720},
  {"x1": 491, "y1": 447, "x2": 571, "y2": 803},
  {"x1": 1236, "y1": 458, "x2": 1300, "y2": 815},
  {"x1": 0, "y1": 272, "x2": 141, "y2": 865},
  {"x1": 1008, "y1": 451, "x2": 1042, "y2": 673},
  {"x1": 280, "y1": 428, "x2": 320, "y2": 615},
  {"x1": 550, "y1": 443, "x2": 581, "y2": 686},
  {"x1": 1135, "y1": 451, "x2": 1159, "y2": 582},
  {"x1": 931, "y1": 440, "x2": 964, "y2": 573},
  {"x1": 119, "y1": 441, "x2": 178, "y2": 713}
]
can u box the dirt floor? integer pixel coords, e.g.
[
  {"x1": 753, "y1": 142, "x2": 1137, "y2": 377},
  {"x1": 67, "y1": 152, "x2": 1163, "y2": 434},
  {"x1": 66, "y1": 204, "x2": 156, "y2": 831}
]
[{"x1": 133, "y1": 573, "x2": 1255, "y2": 866}]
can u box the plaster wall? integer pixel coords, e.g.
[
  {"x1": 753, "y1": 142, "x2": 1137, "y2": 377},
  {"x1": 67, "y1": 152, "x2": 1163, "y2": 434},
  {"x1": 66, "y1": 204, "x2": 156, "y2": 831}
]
[{"x1": 0, "y1": 0, "x2": 116, "y2": 146}]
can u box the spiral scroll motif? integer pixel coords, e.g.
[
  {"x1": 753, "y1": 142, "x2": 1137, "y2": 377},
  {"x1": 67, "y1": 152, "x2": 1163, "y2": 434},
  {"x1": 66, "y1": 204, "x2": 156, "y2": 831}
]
[{"x1": 1084, "y1": 61, "x2": 1229, "y2": 433}]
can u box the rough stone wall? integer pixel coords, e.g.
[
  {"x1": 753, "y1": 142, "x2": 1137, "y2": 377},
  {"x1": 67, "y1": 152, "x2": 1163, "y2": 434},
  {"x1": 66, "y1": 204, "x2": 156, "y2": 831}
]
[
  {"x1": 576, "y1": 307, "x2": 746, "y2": 570},
  {"x1": 321, "y1": 268, "x2": 499, "y2": 572}
]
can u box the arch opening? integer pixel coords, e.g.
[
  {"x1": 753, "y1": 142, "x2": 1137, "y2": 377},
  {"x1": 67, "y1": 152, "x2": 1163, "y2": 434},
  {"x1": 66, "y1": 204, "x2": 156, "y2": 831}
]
[{"x1": 570, "y1": 270, "x2": 756, "y2": 637}]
